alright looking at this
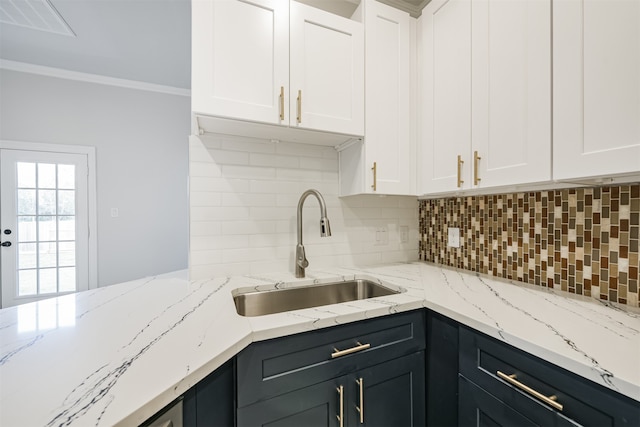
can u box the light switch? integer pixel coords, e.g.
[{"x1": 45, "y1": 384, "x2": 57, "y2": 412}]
[{"x1": 110, "y1": 208, "x2": 119, "y2": 218}]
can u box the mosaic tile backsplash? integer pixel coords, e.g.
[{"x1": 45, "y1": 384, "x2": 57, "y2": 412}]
[{"x1": 419, "y1": 185, "x2": 640, "y2": 307}]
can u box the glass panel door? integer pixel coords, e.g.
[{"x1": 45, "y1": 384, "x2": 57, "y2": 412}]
[{"x1": 1, "y1": 149, "x2": 89, "y2": 307}]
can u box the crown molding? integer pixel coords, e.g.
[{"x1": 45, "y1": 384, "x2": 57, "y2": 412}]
[{"x1": 0, "y1": 60, "x2": 190, "y2": 97}]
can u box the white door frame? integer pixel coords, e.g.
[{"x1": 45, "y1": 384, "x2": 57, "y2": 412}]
[{"x1": 0, "y1": 140, "x2": 98, "y2": 300}]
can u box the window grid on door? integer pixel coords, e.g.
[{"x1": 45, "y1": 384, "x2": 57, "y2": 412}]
[{"x1": 16, "y1": 162, "x2": 77, "y2": 297}]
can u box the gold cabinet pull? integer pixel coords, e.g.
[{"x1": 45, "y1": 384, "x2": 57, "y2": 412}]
[
  {"x1": 331, "y1": 342, "x2": 371, "y2": 358},
  {"x1": 473, "y1": 150, "x2": 481, "y2": 185},
  {"x1": 336, "y1": 385, "x2": 344, "y2": 427},
  {"x1": 356, "y1": 378, "x2": 364, "y2": 423},
  {"x1": 279, "y1": 86, "x2": 285, "y2": 121},
  {"x1": 371, "y1": 162, "x2": 377, "y2": 191},
  {"x1": 457, "y1": 155, "x2": 464, "y2": 188},
  {"x1": 497, "y1": 371, "x2": 563, "y2": 411},
  {"x1": 296, "y1": 90, "x2": 302, "y2": 124}
]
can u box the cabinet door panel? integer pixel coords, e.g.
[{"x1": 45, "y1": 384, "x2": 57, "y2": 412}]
[
  {"x1": 553, "y1": 0, "x2": 640, "y2": 180},
  {"x1": 237, "y1": 377, "x2": 341, "y2": 427},
  {"x1": 365, "y1": 0, "x2": 413, "y2": 194},
  {"x1": 459, "y1": 376, "x2": 539, "y2": 427},
  {"x1": 290, "y1": 1, "x2": 364, "y2": 136},
  {"x1": 471, "y1": 0, "x2": 551, "y2": 187},
  {"x1": 419, "y1": 0, "x2": 471, "y2": 193},
  {"x1": 356, "y1": 352, "x2": 425, "y2": 427},
  {"x1": 192, "y1": 0, "x2": 288, "y2": 124}
]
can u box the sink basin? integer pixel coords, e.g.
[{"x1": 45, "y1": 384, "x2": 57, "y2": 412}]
[{"x1": 233, "y1": 279, "x2": 402, "y2": 317}]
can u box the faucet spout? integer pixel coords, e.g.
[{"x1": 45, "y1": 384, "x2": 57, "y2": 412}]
[{"x1": 296, "y1": 189, "x2": 332, "y2": 278}]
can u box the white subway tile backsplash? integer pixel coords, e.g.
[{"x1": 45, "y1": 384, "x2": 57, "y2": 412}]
[
  {"x1": 189, "y1": 134, "x2": 419, "y2": 280},
  {"x1": 222, "y1": 164, "x2": 276, "y2": 179},
  {"x1": 250, "y1": 152, "x2": 300, "y2": 169}
]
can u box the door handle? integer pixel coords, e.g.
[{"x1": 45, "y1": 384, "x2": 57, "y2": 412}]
[
  {"x1": 1, "y1": 241, "x2": 11, "y2": 247},
  {"x1": 356, "y1": 377, "x2": 364, "y2": 423},
  {"x1": 336, "y1": 385, "x2": 344, "y2": 427}
]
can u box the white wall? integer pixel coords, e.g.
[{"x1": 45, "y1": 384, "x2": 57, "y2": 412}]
[
  {"x1": 189, "y1": 134, "x2": 419, "y2": 279},
  {"x1": 0, "y1": 69, "x2": 190, "y2": 286}
]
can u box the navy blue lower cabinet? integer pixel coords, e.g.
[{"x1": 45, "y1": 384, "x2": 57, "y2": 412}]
[
  {"x1": 237, "y1": 352, "x2": 425, "y2": 427},
  {"x1": 459, "y1": 326, "x2": 640, "y2": 427},
  {"x1": 183, "y1": 359, "x2": 235, "y2": 427},
  {"x1": 425, "y1": 310, "x2": 459, "y2": 427},
  {"x1": 355, "y1": 352, "x2": 425, "y2": 427},
  {"x1": 458, "y1": 375, "x2": 540, "y2": 427}
]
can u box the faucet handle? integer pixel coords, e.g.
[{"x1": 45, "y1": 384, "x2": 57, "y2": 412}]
[{"x1": 296, "y1": 244, "x2": 309, "y2": 268}]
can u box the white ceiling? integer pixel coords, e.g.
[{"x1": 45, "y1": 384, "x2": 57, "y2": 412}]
[{"x1": 0, "y1": 0, "x2": 191, "y2": 89}]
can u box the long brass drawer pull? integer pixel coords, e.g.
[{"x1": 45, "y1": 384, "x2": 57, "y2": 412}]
[
  {"x1": 356, "y1": 378, "x2": 364, "y2": 423},
  {"x1": 331, "y1": 342, "x2": 371, "y2": 358},
  {"x1": 371, "y1": 162, "x2": 377, "y2": 191},
  {"x1": 336, "y1": 385, "x2": 344, "y2": 427},
  {"x1": 279, "y1": 86, "x2": 285, "y2": 121},
  {"x1": 296, "y1": 90, "x2": 302, "y2": 124},
  {"x1": 497, "y1": 371, "x2": 564, "y2": 411},
  {"x1": 457, "y1": 155, "x2": 464, "y2": 188}
]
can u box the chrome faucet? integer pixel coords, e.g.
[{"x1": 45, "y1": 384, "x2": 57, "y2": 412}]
[{"x1": 296, "y1": 189, "x2": 331, "y2": 278}]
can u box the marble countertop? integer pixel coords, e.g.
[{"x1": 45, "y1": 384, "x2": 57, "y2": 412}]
[{"x1": 1, "y1": 263, "x2": 638, "y2": 426}]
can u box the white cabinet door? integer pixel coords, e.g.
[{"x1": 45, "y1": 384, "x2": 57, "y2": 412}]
[
  {"x1": 419, "y1": 0, "x2": 471, "y2": 194},
  {"x1": 290, "y1": 1, "x2": 364, "y2": 136},
  {"x1": 364, "y1": 0, "x2": 413, "y2": 195},
  {"x1": 192, "y1": 0, "x2": 289, "y2": 125},
  {"x1": 553, "y1": 0, "x2": 640, "y2": 180},
  {"x1": 471, "y1": 0, "x2": 551, "y2": 188}
]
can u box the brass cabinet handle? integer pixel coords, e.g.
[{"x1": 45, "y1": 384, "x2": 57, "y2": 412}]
[
  {"x1": 457, "y1": 155, "x2": 464, "y2": 188},
  {"x1": 371, "y1": 162, "x2": 377, "y2": 191},
  {"x1": 296, "y1": 90, "x2": 302, "y2": 124},
  {"x1": 331, "y1": 342, "x2": 371, "y2": 358},
  {"x1": 497, "y1": 371, "x2": 564, "y2": 411},
  {"x1": 279, "y1": 86, "x2": 285, "y2": 121},
  {"x1": 473, "y1": 150, "x2": 481, "y2": 185},
  {"x1": 356, "y1": 378, "x2": 364, "y2": 423},
  {"x1": 336, "y1": 385, "x2": 344, "y2": 427}
]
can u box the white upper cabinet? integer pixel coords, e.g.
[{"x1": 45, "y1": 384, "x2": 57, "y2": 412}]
[
  {"x1": 419, "y1": 0, "x2": 551, "y2": 195},
  {"x1": 191, "y1": 0, "x2": 289, "y2": 125},
  {"x1": 340, "y1": 0, "x2": 414, "y2": 196},
  {"x1": 419, "y1": 0, "x2": 471, "y2": 194},
  {"x1": 290, "y1": 1, "x2": 365, "y2": 136},
  {"x1": 192, "y1": 0, "x2": 364, "y2": 142},
  {"x1": 553, "y1": 0, "x2": 640, "y2": 181},
  {"x1": 471, "y1": 0, "x2": 551, "y2": 188}
]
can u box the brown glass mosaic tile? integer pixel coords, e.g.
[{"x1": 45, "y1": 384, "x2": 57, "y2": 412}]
[{"x1": 419, "y1": 184, "x2": 640, "y2": 307}]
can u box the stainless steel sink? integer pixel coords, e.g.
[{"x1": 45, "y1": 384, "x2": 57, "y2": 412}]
[{"x1": 233, "y1": 279, "x2": 402, "y2": 317}]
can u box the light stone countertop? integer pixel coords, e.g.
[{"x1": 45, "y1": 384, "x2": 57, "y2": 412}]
[{"x1": 0, "y1": 263, "x2": 638, "y2": 426}]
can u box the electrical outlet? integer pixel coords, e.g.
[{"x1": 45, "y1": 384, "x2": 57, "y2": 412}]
[
  {"x1": 400, "y1": 226, "x2": 409, "y2": 243},
  {"x1": 447, "y1": 227, "x2": 460, "y2": 248}
]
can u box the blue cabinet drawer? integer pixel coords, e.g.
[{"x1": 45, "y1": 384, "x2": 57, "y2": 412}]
[
  {"x1": 237, "y1": 309, "x2": 425, "y2": 407},
  {"x1": 459, "y1": 327, "x2": 639, "y2": 426}
]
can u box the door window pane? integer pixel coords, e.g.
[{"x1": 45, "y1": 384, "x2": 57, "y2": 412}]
[
  {"x1": 59, "y1": 242, "x2": 75, "y2": 267},
  {"x1": 38, "y1": 216, "x2": 56, "y2": 241},
  {"x1": 18, "y1": 243, "x2": 37, "y2": 269},
  {"x1": 39, "y1": 268, "x2": 57, "y2": 294},
  {"x1": 18, "y1": 216, "x2": 37, "y2": 242},
  {"x1": 58, "y1": 165, "x2": 75, "y2": 189},
  {"x1": 38, "y1": 190, "x2": 56, "y2": 215},
  {"x1": 37, "y1": 163, "x2": 56, "y2": 189},
  {"x1": 17, "y1": 190, "x2": 36, "y2": 215},
  {"x1": 38, "y1": 242, "x2": 57, "y2": 268},
  {"x1": 58, "y1": 190, "x2": 75, "y2": 215},
  {"x1": 18, "y1": 270, "x2": 37, "y2": 296},
  {"x1": 17, "y1": 162, "x2": 36, "y2": 188},
  {"x1": 59, "y1": 268, "x2": 76, "y2": 292},
  {"x1": 58, "y1": 216, "x2": 75, "y2": 240}
]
